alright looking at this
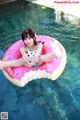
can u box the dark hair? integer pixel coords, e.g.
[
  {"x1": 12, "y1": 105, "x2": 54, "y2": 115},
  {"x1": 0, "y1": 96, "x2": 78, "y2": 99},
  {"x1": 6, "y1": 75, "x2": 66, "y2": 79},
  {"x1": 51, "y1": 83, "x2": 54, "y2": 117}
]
[{"x1": 21, "y1": 28, "x2": 37, "y2": 45}]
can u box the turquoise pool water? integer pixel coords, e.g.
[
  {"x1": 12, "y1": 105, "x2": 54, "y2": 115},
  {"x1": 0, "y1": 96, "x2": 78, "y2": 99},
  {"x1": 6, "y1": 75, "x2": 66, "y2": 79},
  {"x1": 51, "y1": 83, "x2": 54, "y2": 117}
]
[{"x1": 0, "y1": 0, "x2": 80, "y2": 120}]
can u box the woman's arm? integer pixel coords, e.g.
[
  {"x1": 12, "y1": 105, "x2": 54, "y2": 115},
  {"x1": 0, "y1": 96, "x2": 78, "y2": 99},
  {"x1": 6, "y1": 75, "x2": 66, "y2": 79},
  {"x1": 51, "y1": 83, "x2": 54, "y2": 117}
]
[
  {"x1": 20, "y1": 46, "x2": 26, "y2": 56},
  {"x1": 20, "y1": 46, "x2": 29, "y2": 63},
  {"x1": 36, "y1": 42, "x2": 43, "y2": 55}
]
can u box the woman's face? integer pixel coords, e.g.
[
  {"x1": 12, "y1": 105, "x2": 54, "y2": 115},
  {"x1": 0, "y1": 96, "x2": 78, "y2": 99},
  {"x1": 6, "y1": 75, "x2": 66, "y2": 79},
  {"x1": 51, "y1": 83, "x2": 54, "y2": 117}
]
[{"x1": 24, "y1": 35, "x2": 34, "y2": 47}]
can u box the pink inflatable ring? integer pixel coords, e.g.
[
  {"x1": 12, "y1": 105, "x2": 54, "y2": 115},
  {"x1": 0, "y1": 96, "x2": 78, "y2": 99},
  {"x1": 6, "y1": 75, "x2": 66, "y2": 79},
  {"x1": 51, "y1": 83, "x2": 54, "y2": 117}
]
[{"x1": 2, "y1": 35, "x2": 66, "y2": 87}]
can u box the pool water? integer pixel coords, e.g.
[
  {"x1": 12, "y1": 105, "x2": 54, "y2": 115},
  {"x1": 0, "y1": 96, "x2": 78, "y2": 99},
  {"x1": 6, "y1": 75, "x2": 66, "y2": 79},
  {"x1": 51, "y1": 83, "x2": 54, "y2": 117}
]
[{"x1": 0, "y1": 0, "x2": 80, "y2": 120}]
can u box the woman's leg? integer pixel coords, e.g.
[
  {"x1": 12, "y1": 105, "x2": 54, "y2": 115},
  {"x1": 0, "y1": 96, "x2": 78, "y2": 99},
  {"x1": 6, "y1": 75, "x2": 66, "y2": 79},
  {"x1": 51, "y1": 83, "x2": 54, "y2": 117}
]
[
  {"x1": 37, "y1": 52, "x2": 55, "y2": 67},
  {"x1": 0, "y1": 58, "x2": 28, "y2": 69},
  {"x1": 0, "y1": 52, "x2": 56, "y2": 69},
  {"x1": 40, "y1": 52, "x2": 55, "y2": 63}
]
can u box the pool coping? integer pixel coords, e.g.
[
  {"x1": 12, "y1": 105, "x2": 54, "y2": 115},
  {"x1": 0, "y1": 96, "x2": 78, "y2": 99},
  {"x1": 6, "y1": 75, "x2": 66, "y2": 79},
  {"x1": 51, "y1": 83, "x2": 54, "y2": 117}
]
[
  {"x1": 25, "y1": 0, "x2": 80, "y2": 25},
  {"x1": 0, "y1": 0, "x2": 16, "y2": 5},
  {"x1": 25, "y1": 0, "x2": 80, "y2": 17}
]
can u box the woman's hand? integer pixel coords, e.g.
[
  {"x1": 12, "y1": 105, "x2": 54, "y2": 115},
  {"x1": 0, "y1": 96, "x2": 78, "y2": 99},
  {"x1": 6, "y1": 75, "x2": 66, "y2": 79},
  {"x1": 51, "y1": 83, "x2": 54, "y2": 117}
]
[{"x1": 22, "y1": 54, "x2": 29, "y2": 63}]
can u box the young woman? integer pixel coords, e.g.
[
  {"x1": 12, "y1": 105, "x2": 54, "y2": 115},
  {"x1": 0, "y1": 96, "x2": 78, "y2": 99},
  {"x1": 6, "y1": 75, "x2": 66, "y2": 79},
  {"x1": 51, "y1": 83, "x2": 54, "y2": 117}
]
[{"x1": 0, "y1": 28, "x2": 61, "y2": 69}]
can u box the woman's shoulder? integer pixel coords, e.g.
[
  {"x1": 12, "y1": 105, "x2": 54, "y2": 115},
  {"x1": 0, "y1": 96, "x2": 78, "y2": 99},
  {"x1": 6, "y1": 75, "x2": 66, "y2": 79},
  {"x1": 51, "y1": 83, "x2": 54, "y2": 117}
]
[
  {"x1": 36, "y1": 41, "x2": 43, "y2": 46},
  {"x1": 35, "y1": 41, "x2": 43, "y2": 49}
]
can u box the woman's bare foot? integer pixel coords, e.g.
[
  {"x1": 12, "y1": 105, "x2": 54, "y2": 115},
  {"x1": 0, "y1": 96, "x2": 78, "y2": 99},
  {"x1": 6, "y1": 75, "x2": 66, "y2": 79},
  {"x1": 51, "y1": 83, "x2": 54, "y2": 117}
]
[
  {"x1": 0, "y1": 60, "x2": 3, "y2": 70},
  {"x1": 50, "y1": 41, "x2": 62, "y2": 57}
]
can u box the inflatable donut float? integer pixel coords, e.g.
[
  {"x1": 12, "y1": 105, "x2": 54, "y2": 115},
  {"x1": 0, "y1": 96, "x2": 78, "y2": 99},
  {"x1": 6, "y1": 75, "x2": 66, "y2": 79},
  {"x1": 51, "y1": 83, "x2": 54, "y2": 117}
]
[{"x1": 2, "y1": 35, "x2": 67, "y2": 87}]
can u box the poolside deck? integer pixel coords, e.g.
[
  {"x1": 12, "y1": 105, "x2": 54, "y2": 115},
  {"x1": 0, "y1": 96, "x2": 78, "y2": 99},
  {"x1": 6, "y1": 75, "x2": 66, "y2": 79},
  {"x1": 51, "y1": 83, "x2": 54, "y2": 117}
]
[
  {"x1": 26, "y1": 0, "x2": 80, "y2": 25},
  {"x1": 26, "y1": 0, "x2": 80, "y2": 17}
]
